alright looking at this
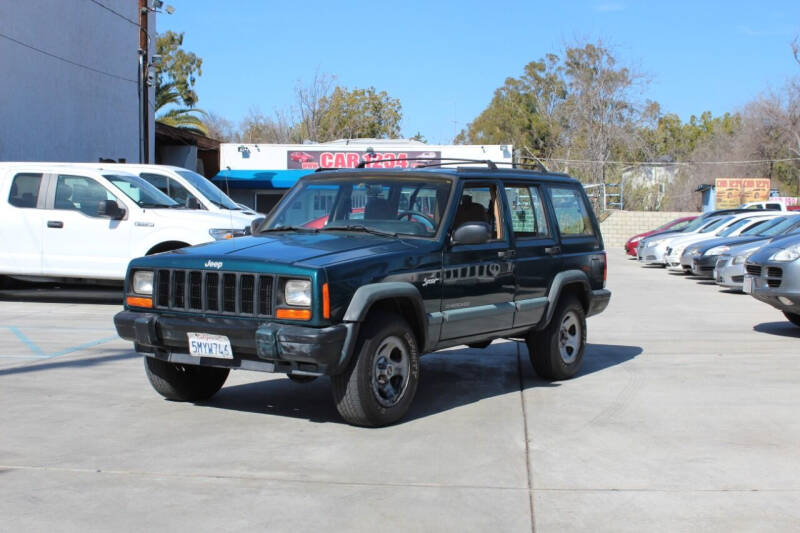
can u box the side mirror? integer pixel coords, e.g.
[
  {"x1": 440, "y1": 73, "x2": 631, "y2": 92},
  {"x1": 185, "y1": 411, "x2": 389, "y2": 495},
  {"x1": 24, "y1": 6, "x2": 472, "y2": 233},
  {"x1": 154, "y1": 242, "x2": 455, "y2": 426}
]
[
  {"x1": 185, "y1": 197, "x2": 200, "y2": 209},
  {"x1": 451, "y1": 222, "x2": 491, "y2": 245},
  {"x1": 98, "y1": 200, "x2": 125, "y2": 220},
  {"x1": 249, "y1": 217, "x2": 266, "y2": 235}
]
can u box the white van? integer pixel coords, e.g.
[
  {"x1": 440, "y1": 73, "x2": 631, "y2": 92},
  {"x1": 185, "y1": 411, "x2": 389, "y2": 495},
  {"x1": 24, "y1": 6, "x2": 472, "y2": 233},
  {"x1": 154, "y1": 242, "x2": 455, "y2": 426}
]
[{"x1": 0, "y1": 163, "x2": 253, "y2": 282}]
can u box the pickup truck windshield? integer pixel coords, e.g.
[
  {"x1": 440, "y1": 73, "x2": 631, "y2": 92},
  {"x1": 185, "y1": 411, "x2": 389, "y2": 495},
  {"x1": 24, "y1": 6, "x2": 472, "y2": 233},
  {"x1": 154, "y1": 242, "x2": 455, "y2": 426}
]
[
  {"x1": 176, "y1": 170, "x2": 240, "y2": 210},
  {"x1": 103, "y1": 174, "x2": 180, "y2": 208},
  {"x1": 263, "y1": 177, "x2": 452, "y2": 237}
]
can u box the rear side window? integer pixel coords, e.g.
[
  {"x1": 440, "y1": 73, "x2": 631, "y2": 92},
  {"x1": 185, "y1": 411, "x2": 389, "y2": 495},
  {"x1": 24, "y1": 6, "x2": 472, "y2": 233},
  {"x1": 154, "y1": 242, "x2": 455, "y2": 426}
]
[
  {"x1": 140, "y1": 172, "x2": 194, "y2": 206},
  {"x1": 549, "y1": 187, "x2": 595, "y2": 237},
  {"x1": 8, "y1": 173, "x2": 42, "y2": 208},
  {"x1": 504, "y1": 185, "x2": 550, "y2": 238}
]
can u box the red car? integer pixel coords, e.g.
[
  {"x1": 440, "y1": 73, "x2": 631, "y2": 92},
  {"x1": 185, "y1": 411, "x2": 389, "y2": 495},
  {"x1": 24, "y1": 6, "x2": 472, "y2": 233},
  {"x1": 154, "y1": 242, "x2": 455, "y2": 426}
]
[
  {"x1": 624, "y1": 216, "x2": 697, "y2": 256},
  {"x1": 290, "y1": 151, "x2": 315, "y2": 163}
]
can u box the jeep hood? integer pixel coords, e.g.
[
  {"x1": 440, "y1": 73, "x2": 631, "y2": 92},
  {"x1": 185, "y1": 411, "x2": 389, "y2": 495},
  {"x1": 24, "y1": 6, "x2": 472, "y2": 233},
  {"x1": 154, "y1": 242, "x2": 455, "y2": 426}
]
[{"x1": 162, "y1": 232, "x2": 425, "y2": 268}]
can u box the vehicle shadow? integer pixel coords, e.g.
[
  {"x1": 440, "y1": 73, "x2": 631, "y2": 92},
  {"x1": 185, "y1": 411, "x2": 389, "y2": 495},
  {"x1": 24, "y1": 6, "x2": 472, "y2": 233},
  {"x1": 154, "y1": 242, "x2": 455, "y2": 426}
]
[
  {"x1": 0, "y1": 285, "x2": 122, "y2": 304},
  {"x1": 201, "y1": 342, "x2": 643, "y2": 425},
  {"x1": 753, "y1": 321, "x2": 800, "y2": 338},
  {"x1": 695, "y1": 280, "x2": 717, "y2": 286},
  {"x1": 0, "y1": 350, "x2": 137, "y2": 377}
]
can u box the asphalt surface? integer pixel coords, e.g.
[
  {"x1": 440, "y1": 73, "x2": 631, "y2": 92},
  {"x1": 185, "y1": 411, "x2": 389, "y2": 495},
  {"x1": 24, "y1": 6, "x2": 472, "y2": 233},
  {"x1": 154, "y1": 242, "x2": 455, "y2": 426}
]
[{"x1": 1, "y1": 252, "x2": 799, "y2": 532}]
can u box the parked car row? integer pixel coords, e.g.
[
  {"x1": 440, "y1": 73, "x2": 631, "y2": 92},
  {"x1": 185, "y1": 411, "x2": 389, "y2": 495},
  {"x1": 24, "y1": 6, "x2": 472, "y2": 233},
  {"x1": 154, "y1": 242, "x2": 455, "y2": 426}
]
[
  {"x1": 0, "y1": 163, "x2": 263, "y2": 286},
  {"x1": 627, "y1": 209, "x2": 800, "y2": 327}
]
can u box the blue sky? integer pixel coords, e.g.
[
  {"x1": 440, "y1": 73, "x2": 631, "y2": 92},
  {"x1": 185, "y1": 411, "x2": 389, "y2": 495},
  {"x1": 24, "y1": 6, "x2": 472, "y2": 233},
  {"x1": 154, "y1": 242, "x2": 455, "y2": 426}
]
[{"x1": 158, "y1": 0, "x2": 800, "y2": 144}]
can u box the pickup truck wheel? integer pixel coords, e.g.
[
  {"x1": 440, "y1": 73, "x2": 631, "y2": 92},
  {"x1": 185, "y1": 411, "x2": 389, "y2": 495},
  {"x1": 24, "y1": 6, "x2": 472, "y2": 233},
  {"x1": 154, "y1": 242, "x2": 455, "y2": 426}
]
[
  {"x1": 288, "y1": 374, "x2": 317, "y2": 384},
  {"x1": 783, "y1": 311, "x2": 800, "y2": 327},
  {"x1": 331, "y1": 312, "x2": 419, "y2": 427},
  {"x1": 144, "y1": 356, "x2": 229, "y2": 402},
  {"x1": 527, "y1": 295, "x2": 586, "y2": 380}
]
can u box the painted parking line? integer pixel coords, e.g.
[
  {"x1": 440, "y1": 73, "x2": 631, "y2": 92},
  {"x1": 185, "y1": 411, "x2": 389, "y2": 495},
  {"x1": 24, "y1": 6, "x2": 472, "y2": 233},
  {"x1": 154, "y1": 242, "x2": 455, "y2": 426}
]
[{"x1": 2, "y1": 326, "x2": 120, "y2": 361}]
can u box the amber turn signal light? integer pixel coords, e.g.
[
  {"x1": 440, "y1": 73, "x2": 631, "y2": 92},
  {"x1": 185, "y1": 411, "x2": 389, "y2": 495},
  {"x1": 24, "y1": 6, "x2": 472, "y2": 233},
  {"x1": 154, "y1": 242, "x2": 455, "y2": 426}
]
[
  {"x1": 322, "y1": 282, "x2": 330, "y2": 319},
  {"x1": 126, "y1": 296, "x2": 153, "y2": 308},
  {"x1": 276, "y1": 308, "x2": 311, "y2": 320}
]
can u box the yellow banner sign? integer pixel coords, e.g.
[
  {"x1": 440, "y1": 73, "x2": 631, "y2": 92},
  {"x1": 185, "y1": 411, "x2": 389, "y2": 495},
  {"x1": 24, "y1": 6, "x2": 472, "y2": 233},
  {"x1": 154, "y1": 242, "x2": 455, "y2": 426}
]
[{"x1": 715, "y1": 178, "x2": 771, "y2": 209}]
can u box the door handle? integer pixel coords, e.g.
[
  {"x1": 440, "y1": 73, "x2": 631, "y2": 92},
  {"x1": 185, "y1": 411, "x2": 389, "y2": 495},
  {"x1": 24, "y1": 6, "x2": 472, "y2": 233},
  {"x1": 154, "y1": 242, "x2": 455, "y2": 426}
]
[
  {"x1": 497, "y1": 249, "x2": 516, "y2": 259},
  {"x1": 544, "y1": 246, "x2": 562, "y2": 255},
  {"x1": 47, "y1": 221, "x2": 63, "y2": 229}
]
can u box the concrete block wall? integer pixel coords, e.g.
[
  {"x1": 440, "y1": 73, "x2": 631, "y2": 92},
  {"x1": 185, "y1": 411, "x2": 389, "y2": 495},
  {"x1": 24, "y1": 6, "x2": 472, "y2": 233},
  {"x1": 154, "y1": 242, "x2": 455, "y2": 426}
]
[{"x1": 599, "y1": 211, "x2": 699, "y2": 248}]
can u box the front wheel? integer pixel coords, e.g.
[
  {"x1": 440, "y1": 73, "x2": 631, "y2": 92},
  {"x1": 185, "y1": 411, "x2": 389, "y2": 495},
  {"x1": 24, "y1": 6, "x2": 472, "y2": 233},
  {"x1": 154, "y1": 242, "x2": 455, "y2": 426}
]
[
  {"x1": 144, "y1": 356, "x2": 229, "y2": 402},
  {"x1": 783, "y1": 311, "x2": 800, "y2": 327},
  {"x1": 331, "y1": 312, "x2": 420, "y2": 427},
  {"x1": 527, "y1": 295, "x2": 586, "y2": 380}
]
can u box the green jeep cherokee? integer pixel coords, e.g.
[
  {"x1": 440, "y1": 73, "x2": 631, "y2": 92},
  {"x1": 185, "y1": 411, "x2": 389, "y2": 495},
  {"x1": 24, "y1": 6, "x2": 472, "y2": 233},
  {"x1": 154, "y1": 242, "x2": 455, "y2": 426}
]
[{"x1": 114, "y1": 164, "x2": 610, "y2": 426}]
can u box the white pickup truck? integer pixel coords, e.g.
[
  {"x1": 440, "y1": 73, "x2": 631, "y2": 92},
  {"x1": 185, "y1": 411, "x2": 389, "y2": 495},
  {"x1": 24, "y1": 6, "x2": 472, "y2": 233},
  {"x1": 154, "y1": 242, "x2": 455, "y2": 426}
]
[{"x1": 0, "y1": 163, "x2": 255, "y2": 283}]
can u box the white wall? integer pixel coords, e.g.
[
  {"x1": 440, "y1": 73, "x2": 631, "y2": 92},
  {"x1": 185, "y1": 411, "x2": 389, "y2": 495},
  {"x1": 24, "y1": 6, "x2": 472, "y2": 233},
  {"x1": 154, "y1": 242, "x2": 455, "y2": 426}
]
[
  {"x1": 220, "y1": 143, "x2": 513, "y2": 170},
  {"x1": 0, "y1": 1, "x2": 154, "y2": 163}
]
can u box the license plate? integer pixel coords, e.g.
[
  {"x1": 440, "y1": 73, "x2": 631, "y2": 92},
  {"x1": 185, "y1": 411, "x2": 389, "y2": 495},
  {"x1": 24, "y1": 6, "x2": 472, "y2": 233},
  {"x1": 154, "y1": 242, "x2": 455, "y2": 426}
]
[
  {"x1": 743, "y1": 275, "x2": 753, "y2": 294},
  {"x1": 187, "y1": 332, "x2": 233, "y2": 359}
]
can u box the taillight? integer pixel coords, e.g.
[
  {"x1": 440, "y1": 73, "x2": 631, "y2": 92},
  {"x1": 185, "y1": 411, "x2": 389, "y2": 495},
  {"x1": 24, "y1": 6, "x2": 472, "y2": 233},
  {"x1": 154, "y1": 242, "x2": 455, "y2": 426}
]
[{"x1": 602, "y1": 252, "x2": 607, "y2": 286}]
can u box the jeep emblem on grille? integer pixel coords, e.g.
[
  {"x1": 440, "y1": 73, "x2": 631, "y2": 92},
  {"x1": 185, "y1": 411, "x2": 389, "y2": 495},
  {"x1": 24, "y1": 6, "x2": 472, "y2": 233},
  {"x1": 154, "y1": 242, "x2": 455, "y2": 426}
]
[{"x1": 204, "y1": 260, "x2": 223, "y2": 270}]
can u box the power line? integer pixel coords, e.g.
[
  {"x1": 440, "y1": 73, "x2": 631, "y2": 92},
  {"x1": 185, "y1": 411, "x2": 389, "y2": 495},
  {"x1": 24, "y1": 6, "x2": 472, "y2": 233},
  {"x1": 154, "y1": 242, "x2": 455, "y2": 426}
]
[
  {"x1": 543, "y1": 157, "x2": 800, "y2": 166},
  {"x1": 0, "y1": 31, "x2": 137, "y2": 83},
  {"x1": 85, "y1": 0, "x2": 140, "y2": 26}
]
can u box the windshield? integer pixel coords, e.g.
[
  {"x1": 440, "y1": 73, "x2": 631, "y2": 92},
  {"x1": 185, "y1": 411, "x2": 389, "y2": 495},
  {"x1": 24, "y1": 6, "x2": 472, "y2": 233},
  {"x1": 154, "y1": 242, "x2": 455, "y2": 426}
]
[
  {"x1": 718, "y1": 218, "x2": 757, "y2": 237},
  {"x1": 103, "y1": 174, "x2": 179, "y2": 207},
  {"x1": 759, "y1": 216, "x2": 800, "y2": 236},
  {"x1": 176, "y1": 170, "x2": 239, "y2": 210},
  {"x1": 263, "y1": 177, "x2": 452, "y2": 238},
  {"x1": 682, "y1": 216, "x2": 710, "y2": 232},
  {"x1": 741, "y1": 217, "x2": 782, "y2": 236},
  {"x1": 701, "y1": 216, "x2": 732, "y2": 233}
]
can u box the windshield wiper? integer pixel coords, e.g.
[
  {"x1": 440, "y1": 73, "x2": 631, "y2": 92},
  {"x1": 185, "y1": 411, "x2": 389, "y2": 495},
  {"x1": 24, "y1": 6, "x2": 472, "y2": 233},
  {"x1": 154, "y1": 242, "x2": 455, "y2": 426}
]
[
  {"x1": 321, "y1": 224, "x2": 397, "y2": 237},
  {"x1": 258, "y1": 226, "x2": 319, "y2": 234}
]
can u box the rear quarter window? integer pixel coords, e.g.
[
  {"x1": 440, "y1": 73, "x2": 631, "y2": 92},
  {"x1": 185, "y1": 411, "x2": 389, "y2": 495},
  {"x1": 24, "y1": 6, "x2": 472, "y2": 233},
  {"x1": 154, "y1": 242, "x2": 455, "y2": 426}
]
[
  {"x1": 548, "y1": 186, "x2": 595, "y2": 237},
  {"x1": 8, "y1": 173, "x2": 43, "y2": 208}
]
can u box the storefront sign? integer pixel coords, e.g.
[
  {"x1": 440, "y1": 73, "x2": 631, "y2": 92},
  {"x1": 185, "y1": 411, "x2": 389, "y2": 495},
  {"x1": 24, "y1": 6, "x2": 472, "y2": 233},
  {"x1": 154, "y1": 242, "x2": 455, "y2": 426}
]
[
  {"x1": 287, "y1": 150, "x2": 442, "y2": 170},
  {"x1": 714, "y1": 178, "x2": 771, "y2": 209}
]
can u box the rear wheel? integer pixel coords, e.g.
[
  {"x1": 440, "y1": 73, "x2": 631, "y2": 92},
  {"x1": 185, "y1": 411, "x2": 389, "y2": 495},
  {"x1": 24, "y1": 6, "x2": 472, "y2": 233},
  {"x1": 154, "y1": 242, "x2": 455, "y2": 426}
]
[
  {"x1": 331, "y1": 312, "x2": 420, "y2": 427},
  {"x1": 527, "y1": 295, "x2": 586, "y2": 380},
  {"x1": 144, "y1": 356, "x2": 229, "y2": 402},
  {"x1": 783, "y1": 311, "x2": 800, "y2": 327}
]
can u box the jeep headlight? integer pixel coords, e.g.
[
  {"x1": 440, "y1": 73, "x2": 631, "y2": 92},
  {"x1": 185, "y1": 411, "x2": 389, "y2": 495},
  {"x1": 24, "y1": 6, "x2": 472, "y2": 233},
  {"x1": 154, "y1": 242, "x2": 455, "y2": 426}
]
[
  {"x1": 770, "y1": 244, "x2": 800, "y2": 262},
  {"x1": 705, "y1": 246, "x2": 729, "y2": 256},
  {"x1": 132, "y1": 271, "x2": 154, "y2": 295},
  {"x1": 209, "y1": 228, "x2": 247, "y2": 240},
  {"x1": 285, "y1": 280, "x2": 311, "y2": 307},
  {"x1": 733, "y1": 254, "x2": 748, "y2": 265}
]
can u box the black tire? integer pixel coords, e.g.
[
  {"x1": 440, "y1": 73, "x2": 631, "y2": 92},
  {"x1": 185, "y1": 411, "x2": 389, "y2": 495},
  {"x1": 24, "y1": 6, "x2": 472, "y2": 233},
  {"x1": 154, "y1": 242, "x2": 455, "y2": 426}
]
[
  {"x1": 144, "y1": 356, "x2": 229, "y2": 402},
  {"x1": 331, "y1": 312, "x2": 420, "y2": 427},
  {"x1": 287, "y1": 374, "x2": 318, "y2": 384},
  {"x1": 527, "y1": 295, "x2": 586, "y2": 381},
  {"x1": 783, "y1": 311, "x2": 800, "y2": 327}
]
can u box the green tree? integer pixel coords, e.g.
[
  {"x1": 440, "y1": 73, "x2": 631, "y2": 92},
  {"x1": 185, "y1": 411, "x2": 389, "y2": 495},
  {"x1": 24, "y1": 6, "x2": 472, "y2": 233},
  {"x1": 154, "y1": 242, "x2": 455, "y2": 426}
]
[
  {"x1": 456, "y1": 55, "x2": 566, "y2": 157},
  {"x1": 154, "y1": 31, "x2": 207, "y2": 134},
  {"x1": 316, "y1": 86, "x2": 402, "y2": 141}
]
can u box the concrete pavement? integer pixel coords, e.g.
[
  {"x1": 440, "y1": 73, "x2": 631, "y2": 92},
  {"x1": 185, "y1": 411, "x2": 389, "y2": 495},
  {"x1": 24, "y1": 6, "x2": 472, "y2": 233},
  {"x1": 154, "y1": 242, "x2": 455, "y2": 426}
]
[{"x1": 1, "y1": 252, "x2": 799, "y2": 531}]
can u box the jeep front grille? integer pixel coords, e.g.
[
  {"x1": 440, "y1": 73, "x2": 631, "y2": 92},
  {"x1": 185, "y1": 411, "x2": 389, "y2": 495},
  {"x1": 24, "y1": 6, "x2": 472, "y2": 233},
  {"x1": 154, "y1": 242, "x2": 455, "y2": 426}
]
[{"x1": 154, "y1": 269, "x2": 274, "y2": 317}]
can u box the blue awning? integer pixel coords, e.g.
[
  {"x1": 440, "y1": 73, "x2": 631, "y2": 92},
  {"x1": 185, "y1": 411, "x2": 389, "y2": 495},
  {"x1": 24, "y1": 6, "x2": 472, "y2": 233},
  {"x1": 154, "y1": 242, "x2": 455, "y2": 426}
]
[{"x1": 211, "y1": 169, "x2": 313, "y2": 190}]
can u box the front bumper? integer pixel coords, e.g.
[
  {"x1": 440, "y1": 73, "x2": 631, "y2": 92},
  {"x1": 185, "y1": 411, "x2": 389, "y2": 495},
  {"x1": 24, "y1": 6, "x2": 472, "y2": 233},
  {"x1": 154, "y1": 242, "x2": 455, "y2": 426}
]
[
  {"x1": 691, "y1": 255, "x2": 718, "y2": 277},
  {"x1": 714, "y1": 256, "x2": 745, "y2": 289},
  {"x1": 114, "y1": 311, "x2": 352, "y2": 375},
  {"x1": 638, "y1": 244, "x2": 666, "y2": 265},
  {"x1": 745, "y1": 262, "x2": 800, "y2": 314}
]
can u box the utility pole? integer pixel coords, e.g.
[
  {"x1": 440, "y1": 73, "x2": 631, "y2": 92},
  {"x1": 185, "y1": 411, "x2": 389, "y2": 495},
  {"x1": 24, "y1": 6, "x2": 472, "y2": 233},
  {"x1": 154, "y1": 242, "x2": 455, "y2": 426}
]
[{"x1": 138, "y1": 0, "x2": 150, "y2": 163}]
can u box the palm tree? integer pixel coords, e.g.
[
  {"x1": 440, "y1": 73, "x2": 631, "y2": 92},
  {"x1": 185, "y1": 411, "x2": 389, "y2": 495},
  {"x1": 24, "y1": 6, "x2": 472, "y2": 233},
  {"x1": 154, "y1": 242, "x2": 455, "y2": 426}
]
[{"x1": 155, "y1": 81, "x2": 209, "y2": 135}]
